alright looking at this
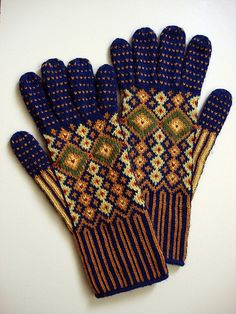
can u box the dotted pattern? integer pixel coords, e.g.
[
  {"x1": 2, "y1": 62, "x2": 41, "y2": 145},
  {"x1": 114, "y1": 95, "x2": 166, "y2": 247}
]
[
  {"x1": 41, "y1": 58, "x2": 78, "y2": 124},
  {"x1": 132, "y1": 28, "x2": 158, "y2": 87},
  {"x1": 111, "y1": 25, "x2": 211, "y2": 92},
  {"x1": 20, "y1": 58, "x2": 118, "y2": 132},
  {"x1": 110, "y1": 38, "x2": 134, "y2": 89},
  {"x1": 182, "y1": 35, "x2": 212, "y2": 91},
  {"x1": 67, "y1": 58, "x2": 101, "y2": 119},
  {"x1": 20, "y1": 72, "x2": 59, "y2": 131},
  {"x1": 157, "y1": 26, "x2": 186, "y2": 87},
  {"x1": 198, "y1": 89, "x2": 232, "y2": 133},
  {"x1": 95, "y1": 64, "x2": 118, "y2": 114},
  {"x1": 11, "y1": 131, "x2": 50, "y2": 177}
]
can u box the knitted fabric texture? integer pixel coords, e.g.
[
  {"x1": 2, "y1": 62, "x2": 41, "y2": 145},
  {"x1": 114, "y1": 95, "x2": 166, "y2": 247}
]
[
  {"x1": 11, "y1": 58, "x2": 168, "y2": 297},
  {"x1": 110, "y1": 26, "x2": 232, "y2": 265}
]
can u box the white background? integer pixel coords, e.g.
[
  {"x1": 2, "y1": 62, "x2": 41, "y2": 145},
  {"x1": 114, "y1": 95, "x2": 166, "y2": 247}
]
[{"x1": 0, "y1": 0, "x2": 236, "y2": 313}]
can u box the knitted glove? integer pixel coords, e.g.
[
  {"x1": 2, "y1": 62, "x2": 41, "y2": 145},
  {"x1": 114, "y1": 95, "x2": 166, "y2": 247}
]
[
  {"x1": 110, "y1": 26, "x2": 232, "y2": 265},
  {"x1": 10, "y1": 58, "x2": 168, "y2": 297}
]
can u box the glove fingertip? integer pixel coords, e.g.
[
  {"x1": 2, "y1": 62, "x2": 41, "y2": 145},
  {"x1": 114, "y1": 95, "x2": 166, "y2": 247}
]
[
  {"x1": 110, "y1": 38, "x2": 135, "y2": 89},
  {"x1": 198, "y1": 89, "x2": 232, "y2": 133},
  {"x1": 11, "y1": 131, "x2": 50, "y2": 177},
  {"x1": 96, "y1": 64, "x2": 117, "y2": 82},
  {"x1": 10, "y1": 131, "x2": 32, "y2": 150},
  {"x1": 19, "y1": 72, "x2": 41, "y2": 88},
  {"x1": 190, "y1": 35, "x2": 212, "y2": 51},
  {"x1": 210, "y1": 88, "x2": 232, "y2": 102},
  {"x1": 41, "y1": 58, "x2": 65, "y2": 71},
  {"x1": 111, "y1": 38, "x2": 130, "y2": 50}
]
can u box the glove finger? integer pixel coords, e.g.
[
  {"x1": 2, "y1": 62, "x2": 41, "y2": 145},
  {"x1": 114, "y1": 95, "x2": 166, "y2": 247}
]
[
  {"x1": 182, "y1": 35, "x2": 211, "y2": 93},
  {"x1": 157, "y1": 26, "x2": 186, "y2": 88},
  {"x1": 20, "y1": 72, "x2": 60, "y2": 132},
  {"x1": 95, "y1": 64, "x2": 118, "y2": 115},
  {"x1": 41, "y1": 58, "x2": 79, "y2": 125},
  {"x1": 132, "y1": 27, "x2": 158, "y2": 88},
  {"x1": 110, "y1": 38, "x2": 135, "y2": 90},
  {"x1": 10, "y1": 131, "x2": 73, "y2": 231},
  {"x1": 10, "y1": 131, "x2": 51, "y2": 178},
  {"x1": 197, "y1": 89, "x2": 232, "y2": 133},
  {"x1": 67, "y1": 58, "x2": 102, "y2": 121}
]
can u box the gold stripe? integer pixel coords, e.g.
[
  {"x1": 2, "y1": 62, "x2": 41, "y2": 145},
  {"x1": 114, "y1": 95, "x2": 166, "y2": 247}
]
[
  {"x1": 172, "y1": 194, "x2": 179, "y2": 259},
  {"x1": 116, "y1": 219, "x2": 141, "y2": 283},
  {"x1": 127, "y1": 219, "x2": 151, "y2": 280},
  {"x1": 183, "y1": 197, "x2": 191, "y2": 261},
  {"x1": 103, "y1": 226, "x2": 128, "y2": 287},
  {"x1": 133, "y1": 214, "x2": 159, "y2": 278},
  {"x1": 193, "y1": 129, "x2": 209, "y2": 166},
  {"x1": 193, "y1": 132, "x2": 216, "y2": 194},
  {"x1": 94, "y1": 229, "x2": 117, "y2": 290},
  {"x1": 157, "y1": 192, "x2": 163, "y2": 246},
  {"x1": 47, "y1": 168, "x2": 57, "y2": 181},
  {"x1": 87, "y1": 230, "x2": 111, "y2": 292},
  {"x1": 120, "y1": 219, "x2": 144, "y2": 281},
  {"x1": 166, "y1": 194, "x2": 173, "y2": 259},
  {"x1": 160, "y1": 191, "x2": 167, "y2": 251},
  {"x1": 41, "y1": 171, "x2": 65, "y2": 205},
  {"x1": 139, "y1": 214, "x2": 162, "y2": 277},
  {"x1": 100, "y1": 224, "x2": 125, "y2": 288},
  {"x1": 35, "y1": 176, "x2": 72, "y2": 231},
  {"x1": 176, "y1": 193, "x2": 183, "y2": 261},
  {"x1": 145, "y1": 212, "x2": 168, "y2": 273},
  {"x1": 83, "y1": 229, "x2": 108, "y2": 293},
  {"x1": 110, "y1": 224, "x2": 133, "y2": 285},
  {"x1": 76, "y1": 234, "x2": 100, "y2": 294}
]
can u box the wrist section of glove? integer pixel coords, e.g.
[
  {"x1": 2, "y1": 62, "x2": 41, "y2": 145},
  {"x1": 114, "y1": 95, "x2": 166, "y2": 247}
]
[{"x1": 74, "y1": 211, "x2": 168, "y2": 298}]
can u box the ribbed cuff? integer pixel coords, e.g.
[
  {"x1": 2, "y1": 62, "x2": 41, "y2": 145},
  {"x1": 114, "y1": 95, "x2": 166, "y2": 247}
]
[{"x1": 95, "y1": 273, "x2": 169, "y2": 298}]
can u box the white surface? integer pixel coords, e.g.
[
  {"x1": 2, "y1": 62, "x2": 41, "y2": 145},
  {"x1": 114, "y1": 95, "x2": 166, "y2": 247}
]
[{"x1": 0, "y1": 0, "x2": 236, "y2": 313}]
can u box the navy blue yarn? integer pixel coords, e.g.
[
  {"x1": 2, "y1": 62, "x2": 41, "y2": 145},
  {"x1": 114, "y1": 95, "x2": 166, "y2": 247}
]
[
  {"x1": 198, "y1": 89, "x2": 232, "y2": 133},
  {"x1": 10, "y1": 131, "x2": 50, "y2": 177}
]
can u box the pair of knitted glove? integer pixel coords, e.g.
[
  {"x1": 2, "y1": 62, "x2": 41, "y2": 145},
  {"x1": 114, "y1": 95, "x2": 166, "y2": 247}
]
[{"x1": 11, "y1": 26, "x2": 232, "y2": 298}]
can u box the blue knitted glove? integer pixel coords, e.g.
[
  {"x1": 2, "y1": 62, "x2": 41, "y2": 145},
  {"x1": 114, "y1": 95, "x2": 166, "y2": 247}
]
[
  {"x1": 10, "y1": 58, "x2": 168, "y2": 297},
  {"x1": 110, "y1": 26, "x2": 232, "y2": 265}
]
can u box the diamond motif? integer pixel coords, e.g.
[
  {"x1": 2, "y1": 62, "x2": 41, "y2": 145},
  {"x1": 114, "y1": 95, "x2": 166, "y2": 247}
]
[
  {"x1": 136, "y1": 89, "x2": 150, "y2": 104},
  {"x1": 166, "y1": 172, "x2": 179, "y2": 186},
  {"x1": 154, "y1": 91, "x2": 167, "y2": 105},
  {"x1": 57, "y1": 143, "x2": 87, "y2": 178},
  {"x1": 92, "y1": 135, "x2": 121, "y2": 166},
  {"x1": 127, "y1": 105, "x2": 158, "y2": 138},
  {"x1": 168, "y1": 158, "x2": 179, "y2": 171},
  {"x1": 154, "y1": 103, "x2": 167, "y2": 119},
  {"x1": 162, "y1": 109, "x2": 193, "y2": 143},
  {"x1": 99, "y1": 200, "x2": 113, "y2": 215},
  {"x1": 150, "y1": 169, "x2": 162, "y2": 184}
]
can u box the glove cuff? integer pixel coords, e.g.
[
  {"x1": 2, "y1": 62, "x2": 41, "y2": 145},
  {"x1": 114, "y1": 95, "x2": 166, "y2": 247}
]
[{"x1": 73, "y1": 212, "x2": 168, "y2": 298}]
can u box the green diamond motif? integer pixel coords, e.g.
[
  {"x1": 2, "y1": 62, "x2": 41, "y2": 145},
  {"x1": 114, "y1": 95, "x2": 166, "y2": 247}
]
[
  {"x1": 57, "y1": 143, "x2": 87, "y2": 178},
  {"x1": 92, "y1": 135, "x2": 121, "y2": 166},
  {"x1": 162, "y1": 109, "x2": 193, "y2": 143},
  {"x1": 127, "y1": 105, "x2": 158, "y2": 138}
]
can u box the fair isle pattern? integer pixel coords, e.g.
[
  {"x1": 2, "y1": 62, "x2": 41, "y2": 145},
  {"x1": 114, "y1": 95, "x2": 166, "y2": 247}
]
[
  {"x1": 121, "y1": 87, "x2": 196, "y2": 263},
  {"x1": 11, "y1": 58, "x2": 168, "y2": 298},
  {"x1": 111, "y1": 26, "x2": 232, "y2": 265},
  {"x1": 44, "y1": 113, "x2": 144, "y2": 228}
]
